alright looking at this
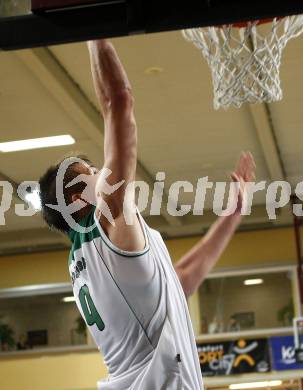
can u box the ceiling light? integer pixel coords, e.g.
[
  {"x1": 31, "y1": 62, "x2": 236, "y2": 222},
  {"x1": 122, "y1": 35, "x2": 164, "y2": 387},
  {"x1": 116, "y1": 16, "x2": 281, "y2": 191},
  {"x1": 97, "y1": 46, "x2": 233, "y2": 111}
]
[
  {"x1": 25, "y1": 190, "x2": 41, "y2": 211},
  {"x1": 244, "y1": 278, "x2": 264, "y2": 286},
  {"x1": 0, "y1": 135, "x2": 75, "y2": 152},
  {"x1": 62, "y1": 296, "x2": 76, "y2": 303},
  {"x1": 144, "y1": 66, "x2": 164, "y2": 75},
  {"x1": 229, "y1": 381, "x2": 282, "y2": 389}
]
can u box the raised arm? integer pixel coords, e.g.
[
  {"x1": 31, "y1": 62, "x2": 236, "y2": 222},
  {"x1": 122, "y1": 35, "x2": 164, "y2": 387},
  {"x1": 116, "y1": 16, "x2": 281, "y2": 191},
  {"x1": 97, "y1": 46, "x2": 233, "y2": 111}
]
[
  {"x1": 174, "y1": 152, "x2": 256, "y2": 297},
  {"x1": 87, "y1": 40, "x2": 145, "y2": 252}
]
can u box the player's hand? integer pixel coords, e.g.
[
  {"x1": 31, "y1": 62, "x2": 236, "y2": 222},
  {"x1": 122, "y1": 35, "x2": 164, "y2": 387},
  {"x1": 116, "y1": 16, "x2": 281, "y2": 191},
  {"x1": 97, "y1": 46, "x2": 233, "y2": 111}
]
[{"x1": 230, "y1": 151, "x2": 256, "y2": 214}]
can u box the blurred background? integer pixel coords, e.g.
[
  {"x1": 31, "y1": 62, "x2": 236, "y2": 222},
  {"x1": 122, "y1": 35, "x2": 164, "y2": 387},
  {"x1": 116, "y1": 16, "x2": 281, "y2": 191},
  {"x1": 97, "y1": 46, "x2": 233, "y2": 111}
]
[{"x1": 1, "y1": 1, "x2": 303, "y2": 389}]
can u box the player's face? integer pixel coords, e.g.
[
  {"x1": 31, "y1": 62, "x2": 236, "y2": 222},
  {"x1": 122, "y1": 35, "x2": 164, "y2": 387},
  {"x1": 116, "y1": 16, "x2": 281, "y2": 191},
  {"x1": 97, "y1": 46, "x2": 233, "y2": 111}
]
[
  {"x1": 70, "y1": 163, "x2": 100, "y2": 219},
  {"x1": 73, "y1": 162, "x2": 98, "y2": 176}
]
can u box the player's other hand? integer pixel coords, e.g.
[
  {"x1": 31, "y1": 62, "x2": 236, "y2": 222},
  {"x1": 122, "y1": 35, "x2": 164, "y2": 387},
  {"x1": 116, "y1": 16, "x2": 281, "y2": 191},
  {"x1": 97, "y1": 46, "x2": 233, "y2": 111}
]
[{"x1": 230, "y1": 151, "x2": 256, "y2": 214}]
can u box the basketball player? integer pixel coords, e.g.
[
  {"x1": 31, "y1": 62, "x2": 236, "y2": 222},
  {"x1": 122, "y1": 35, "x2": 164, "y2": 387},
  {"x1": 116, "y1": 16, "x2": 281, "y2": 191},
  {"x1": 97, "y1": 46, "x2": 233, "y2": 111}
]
[{"x1": 39, "y1": 39, "x2": 255, "y2": 389}]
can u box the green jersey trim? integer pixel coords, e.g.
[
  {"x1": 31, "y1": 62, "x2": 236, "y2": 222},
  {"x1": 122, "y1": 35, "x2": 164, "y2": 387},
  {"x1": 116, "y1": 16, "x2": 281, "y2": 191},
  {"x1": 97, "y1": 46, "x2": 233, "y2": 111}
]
[
  {"x1": 93, "y1": 212, "x2": 150, "y2": 259},
  {"x1": 68, "y1": 207, "x2": 100, "y2": 266},
  {"x1": 68, "y1": 207, "x2": 150, "y2": 266}
]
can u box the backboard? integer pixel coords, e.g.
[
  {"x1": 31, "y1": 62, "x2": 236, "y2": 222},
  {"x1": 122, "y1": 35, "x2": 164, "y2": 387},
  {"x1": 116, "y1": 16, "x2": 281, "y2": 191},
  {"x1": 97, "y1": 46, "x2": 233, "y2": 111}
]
[
  {"x1": 1, "y1": 0, "x2": 303, "y2": 50},
  {"x1": 31, "y1": 0, "x2": 107, "y2": 12}
]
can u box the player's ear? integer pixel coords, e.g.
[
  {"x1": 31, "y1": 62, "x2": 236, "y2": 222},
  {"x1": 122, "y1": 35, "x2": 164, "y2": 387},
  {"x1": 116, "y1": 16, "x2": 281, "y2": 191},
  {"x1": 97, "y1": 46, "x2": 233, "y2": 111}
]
[{"x1": 71, "y1": 193, "x2": 82, "y2": 203}]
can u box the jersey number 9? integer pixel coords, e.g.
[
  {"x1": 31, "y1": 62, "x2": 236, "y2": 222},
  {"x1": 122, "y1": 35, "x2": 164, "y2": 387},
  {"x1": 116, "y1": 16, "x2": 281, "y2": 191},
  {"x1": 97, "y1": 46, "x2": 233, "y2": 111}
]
[{"x1": 79, "y1": 284, "x2": 105, "y2": 331}]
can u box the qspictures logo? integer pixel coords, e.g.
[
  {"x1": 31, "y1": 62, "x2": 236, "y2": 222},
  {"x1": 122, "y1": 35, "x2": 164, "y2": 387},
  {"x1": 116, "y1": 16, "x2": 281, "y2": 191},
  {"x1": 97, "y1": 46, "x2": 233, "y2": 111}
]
[{"x1": 2, "y1": 157, "x2": 303, "y2": 233}]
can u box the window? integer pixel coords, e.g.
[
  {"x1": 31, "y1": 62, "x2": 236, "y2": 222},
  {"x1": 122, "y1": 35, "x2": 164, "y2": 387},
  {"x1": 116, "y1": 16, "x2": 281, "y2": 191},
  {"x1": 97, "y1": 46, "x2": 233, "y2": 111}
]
[
  {"x1": 198, "y1": 267, "x2": 298, "y2": 336},
  {"x1": 0, "y1": 284, "x2": 88, "y2": 352}
]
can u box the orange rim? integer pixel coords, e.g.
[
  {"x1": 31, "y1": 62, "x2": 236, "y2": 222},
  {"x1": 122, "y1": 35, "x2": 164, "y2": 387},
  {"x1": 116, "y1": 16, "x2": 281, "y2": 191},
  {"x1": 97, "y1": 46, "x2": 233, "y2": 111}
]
[{"x1": 218, "y1": 17, "x2": 283, "y2": 29}]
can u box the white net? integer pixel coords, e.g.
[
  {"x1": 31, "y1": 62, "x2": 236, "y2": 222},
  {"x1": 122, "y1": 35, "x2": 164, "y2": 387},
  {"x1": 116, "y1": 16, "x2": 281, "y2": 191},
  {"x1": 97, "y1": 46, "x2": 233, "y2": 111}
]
[{"x1": 182, "y1": 15, "x2": 303, "y2": 109}]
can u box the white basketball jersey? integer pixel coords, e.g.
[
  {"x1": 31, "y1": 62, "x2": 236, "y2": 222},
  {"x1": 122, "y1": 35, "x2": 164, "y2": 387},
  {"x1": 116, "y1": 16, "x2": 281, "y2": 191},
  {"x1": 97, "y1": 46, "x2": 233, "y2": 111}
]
[{"x1": 68, "y1": 208, "x2": 204, "y2": 389}]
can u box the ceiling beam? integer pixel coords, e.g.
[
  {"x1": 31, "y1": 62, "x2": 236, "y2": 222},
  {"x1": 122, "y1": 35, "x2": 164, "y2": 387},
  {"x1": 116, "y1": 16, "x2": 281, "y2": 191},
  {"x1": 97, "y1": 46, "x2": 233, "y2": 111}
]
[
  {"x1": 15, "y1": 47, "x2": 105, "y2": 147},
  {"x1": 0, "y1": 171, "x2": 18, "y2": 192},
  {"x1": 14, "y1": 47, "x2": 182, "y2": 226},
  {"x1": 0, "y1": 170, "x2": 20, "y2": 201},
  {"x1": 248, "y1": 103, "x2": 285, "y2": 181},
  {"x1": 248, "y1": 103, "x2": 291, "y2": 225},
  {"x1": 153, "y1": 204, "x2": 289, "y2": 238}
]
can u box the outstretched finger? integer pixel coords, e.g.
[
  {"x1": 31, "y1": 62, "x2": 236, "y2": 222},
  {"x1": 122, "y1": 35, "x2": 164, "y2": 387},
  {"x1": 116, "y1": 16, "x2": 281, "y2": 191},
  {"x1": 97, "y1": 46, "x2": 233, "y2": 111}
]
[
  {"x1": 235, "y1": 152, "x2": 246, "y2": 177},
  {"x1": 244, "y1": 152, "x2": 256, "y2": 182},
  {"x1": 231, "y1": 172, "x2": 241, "y2": 182},
  {"x1": 246, "y1": 151, "x2": 256, "y2": 168}
]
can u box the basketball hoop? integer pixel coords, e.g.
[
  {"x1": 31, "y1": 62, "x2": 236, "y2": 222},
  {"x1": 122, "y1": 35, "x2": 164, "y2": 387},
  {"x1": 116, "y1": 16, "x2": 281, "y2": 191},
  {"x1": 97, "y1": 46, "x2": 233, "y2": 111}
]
[{"x1": 182, "y1": 15, "x2": 303, "y2": 110}]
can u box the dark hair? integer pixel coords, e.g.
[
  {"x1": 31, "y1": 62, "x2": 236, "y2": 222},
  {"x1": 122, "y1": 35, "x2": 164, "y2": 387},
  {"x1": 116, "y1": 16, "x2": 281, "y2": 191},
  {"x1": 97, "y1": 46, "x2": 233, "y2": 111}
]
[{"x1": 39, "y1": 154, "x2": 93, "y2": 234}]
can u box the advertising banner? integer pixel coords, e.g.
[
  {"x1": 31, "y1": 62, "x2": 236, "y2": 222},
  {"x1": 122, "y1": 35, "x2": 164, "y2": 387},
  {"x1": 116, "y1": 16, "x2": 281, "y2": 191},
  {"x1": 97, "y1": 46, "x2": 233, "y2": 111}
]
[
  {"x1": 270, "y1": 335, "x2": 303, "y2": 371},
  {"x1": 197, "y1": 338, "x2": 270, "y2": 376}
]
